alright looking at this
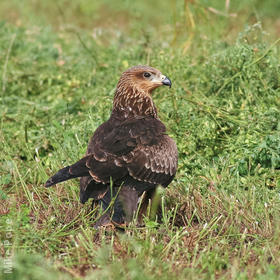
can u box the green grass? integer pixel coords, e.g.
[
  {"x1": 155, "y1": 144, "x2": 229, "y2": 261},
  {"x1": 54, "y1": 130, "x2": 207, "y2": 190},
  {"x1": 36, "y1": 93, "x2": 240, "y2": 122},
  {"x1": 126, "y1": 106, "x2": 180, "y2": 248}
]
[{"x1": 1, "y1": 0, "x2": 280, "y2": 279}]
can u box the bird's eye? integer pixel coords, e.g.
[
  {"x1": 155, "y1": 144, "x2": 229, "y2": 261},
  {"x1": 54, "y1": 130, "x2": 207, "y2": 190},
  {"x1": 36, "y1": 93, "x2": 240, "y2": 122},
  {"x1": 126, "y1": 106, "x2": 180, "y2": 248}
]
[{"x1": 143, "y1": 72, "x2": 151, "y2": 78}]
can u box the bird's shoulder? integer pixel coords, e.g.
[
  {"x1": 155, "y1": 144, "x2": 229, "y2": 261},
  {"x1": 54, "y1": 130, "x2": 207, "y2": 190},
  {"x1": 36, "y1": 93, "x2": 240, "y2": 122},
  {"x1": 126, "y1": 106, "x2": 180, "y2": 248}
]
[{"x1": 88, "y1": 116, "x2": 167, "y2": 157}]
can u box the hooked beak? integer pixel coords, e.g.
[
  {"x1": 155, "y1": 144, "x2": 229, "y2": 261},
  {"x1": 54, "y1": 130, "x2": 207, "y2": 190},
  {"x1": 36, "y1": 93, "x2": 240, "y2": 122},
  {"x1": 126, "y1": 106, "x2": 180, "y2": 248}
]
[{"x1": 162, "y1": 76, "x2": 172, "y2": 88}]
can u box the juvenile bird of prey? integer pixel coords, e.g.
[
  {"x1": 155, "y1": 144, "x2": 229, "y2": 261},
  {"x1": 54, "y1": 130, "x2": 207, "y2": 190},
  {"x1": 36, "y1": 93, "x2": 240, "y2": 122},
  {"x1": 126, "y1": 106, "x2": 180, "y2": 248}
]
[{"x1": 45, "y1": 65, "x2": 178, "y2": 227}]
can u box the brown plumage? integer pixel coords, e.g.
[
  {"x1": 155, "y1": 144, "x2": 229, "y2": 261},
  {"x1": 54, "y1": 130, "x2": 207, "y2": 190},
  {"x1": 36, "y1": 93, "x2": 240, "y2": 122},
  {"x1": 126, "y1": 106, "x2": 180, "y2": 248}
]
[{"x1": 45, "y1": 65, "x2": 178, "y2": 226}]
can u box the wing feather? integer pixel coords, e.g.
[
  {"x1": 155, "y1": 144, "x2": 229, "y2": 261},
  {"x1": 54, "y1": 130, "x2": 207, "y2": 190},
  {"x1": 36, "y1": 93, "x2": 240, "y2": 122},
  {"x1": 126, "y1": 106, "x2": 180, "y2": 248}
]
[
  {"x1": 126, "y1": 135, "x2": 178, "y2": 186},
  {"x1": 82, "y1": 116, "x2": 177, "y2": 187}
]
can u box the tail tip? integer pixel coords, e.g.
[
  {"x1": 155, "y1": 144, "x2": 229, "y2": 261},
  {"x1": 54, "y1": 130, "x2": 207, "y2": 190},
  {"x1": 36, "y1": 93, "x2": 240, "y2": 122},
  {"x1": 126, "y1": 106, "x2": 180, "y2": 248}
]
[{"x1": 45, "y1": 179, "x2": 54, "y2": 188}]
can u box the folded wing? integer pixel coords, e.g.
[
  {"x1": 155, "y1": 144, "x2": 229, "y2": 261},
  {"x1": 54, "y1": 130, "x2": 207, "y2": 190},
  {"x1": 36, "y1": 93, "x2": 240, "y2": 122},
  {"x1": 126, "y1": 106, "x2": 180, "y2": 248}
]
[{"x1": 81, "y1": 116, "x2": 178, "y2": 190}]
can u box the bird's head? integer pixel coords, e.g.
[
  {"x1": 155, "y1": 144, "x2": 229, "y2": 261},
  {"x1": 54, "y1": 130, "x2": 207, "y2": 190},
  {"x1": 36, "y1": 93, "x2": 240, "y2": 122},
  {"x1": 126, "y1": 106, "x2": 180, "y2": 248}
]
[
  {"x1": 113, "y1": 65, "x2": 172, "y2": 118},
  {"x1": 117, "y1": 65, "x2": 172, "y2": 94}
]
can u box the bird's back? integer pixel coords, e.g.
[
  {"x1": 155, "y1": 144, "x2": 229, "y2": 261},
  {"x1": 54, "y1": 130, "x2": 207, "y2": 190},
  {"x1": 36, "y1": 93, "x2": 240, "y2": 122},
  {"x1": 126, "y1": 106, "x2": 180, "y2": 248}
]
[{"x1": 80, "y1": 114, "x2": 177, "y2": 202}]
